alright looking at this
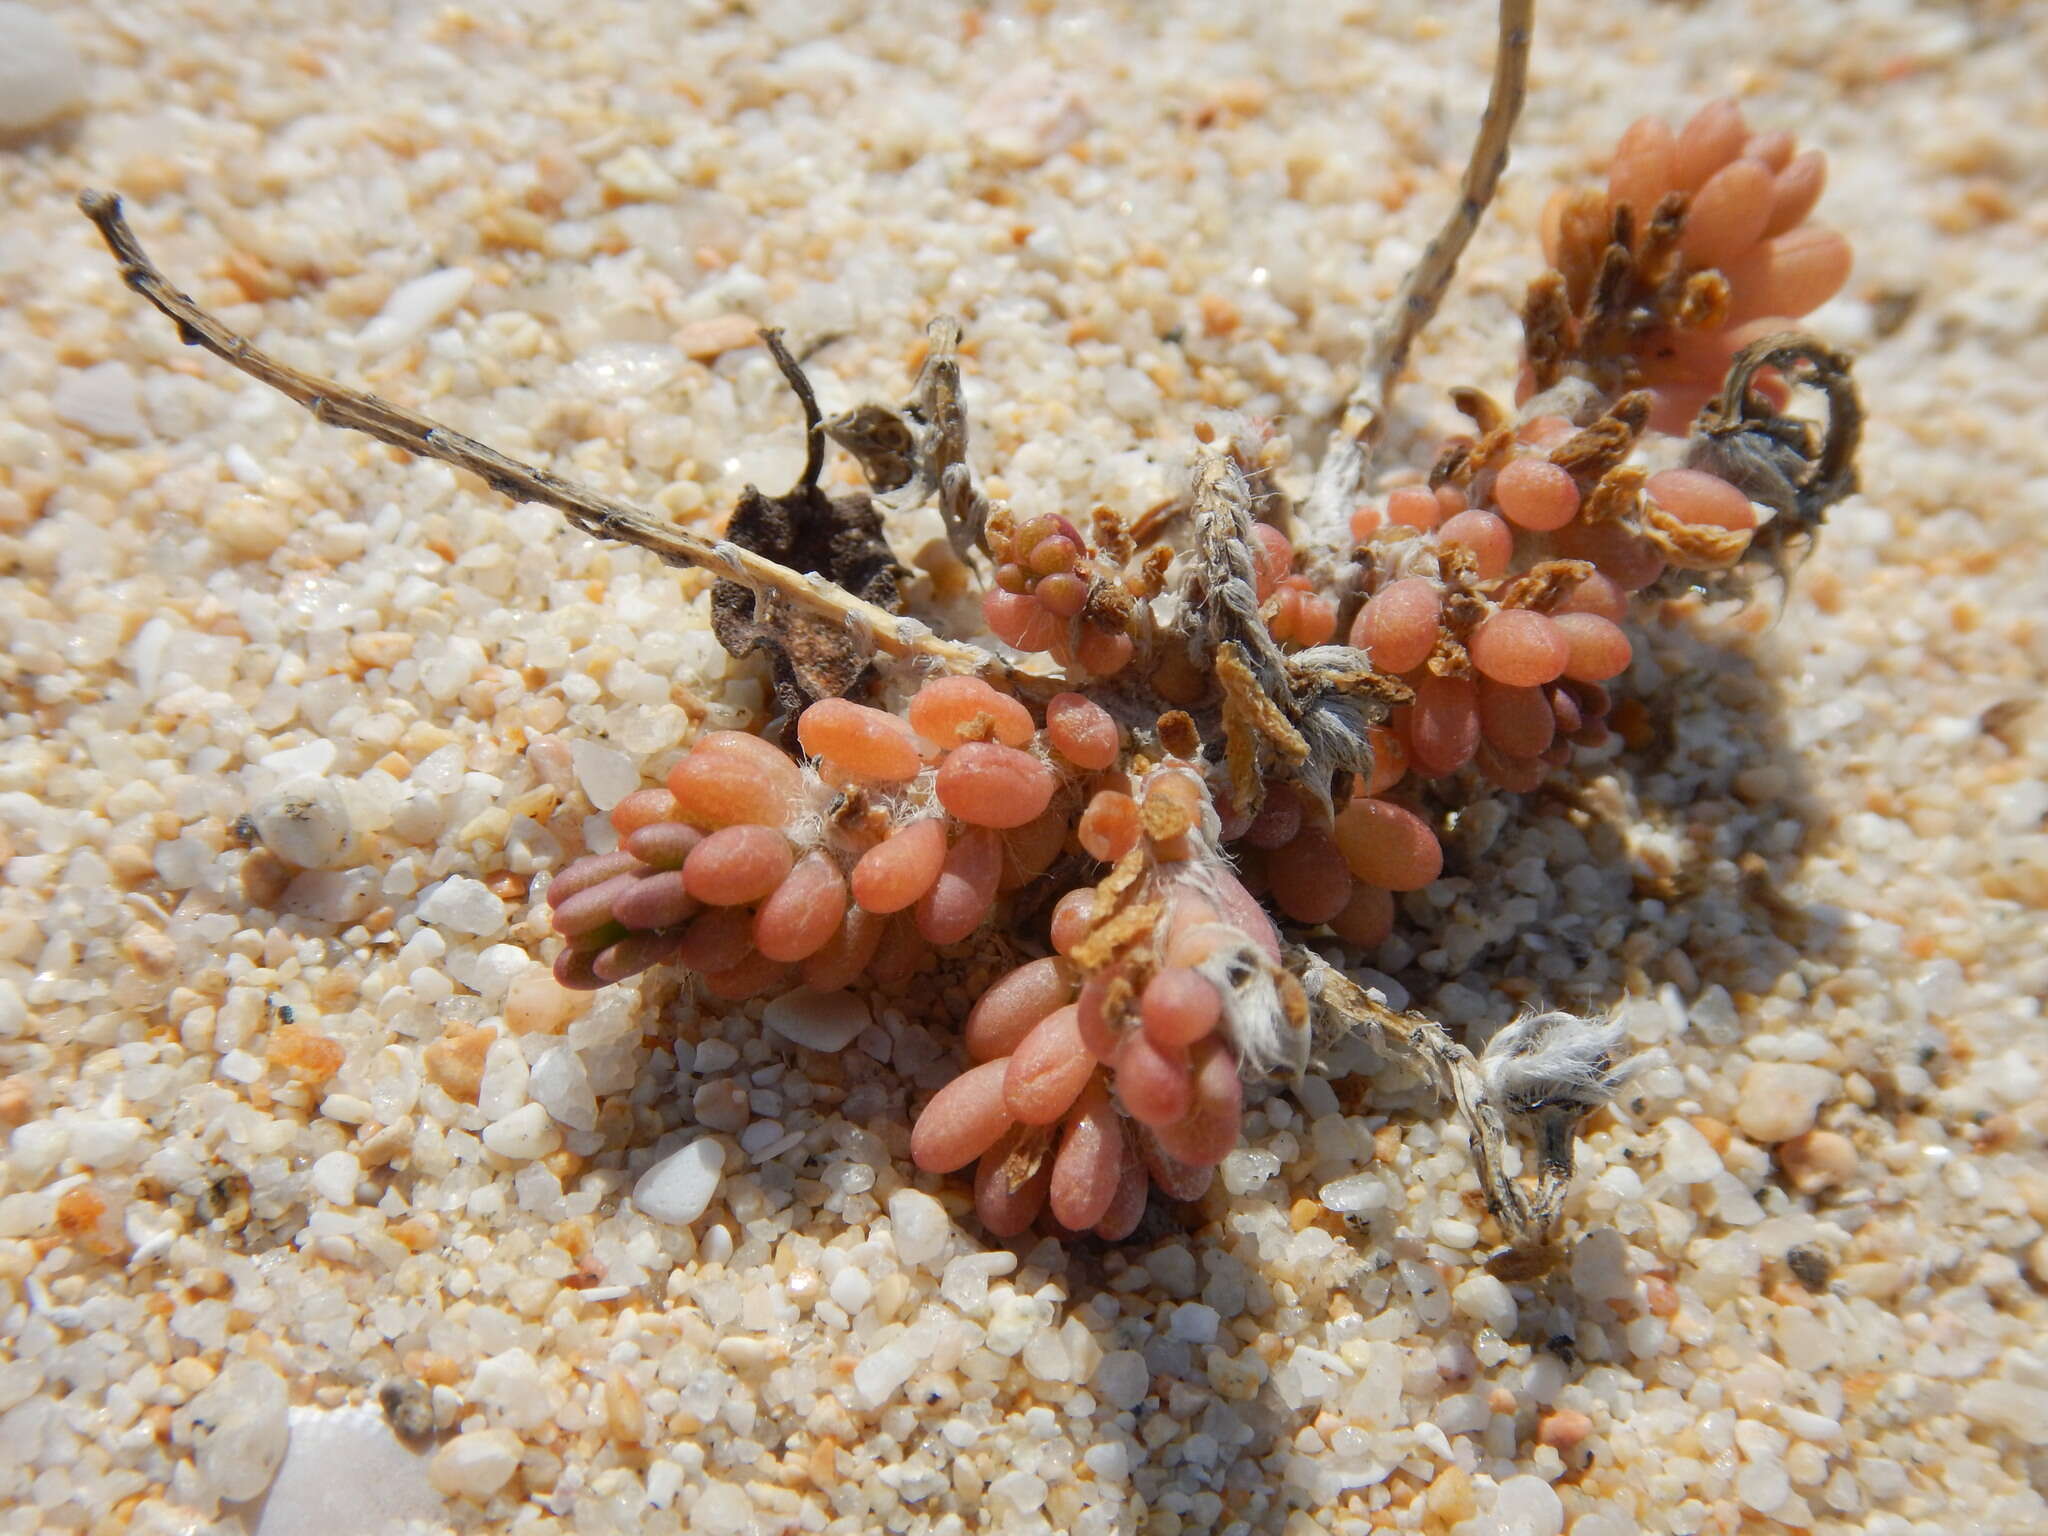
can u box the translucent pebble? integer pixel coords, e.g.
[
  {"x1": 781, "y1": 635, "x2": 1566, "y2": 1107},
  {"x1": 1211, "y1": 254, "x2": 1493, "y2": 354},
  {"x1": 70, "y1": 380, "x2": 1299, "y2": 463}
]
[
  {"x1": 1045, "y1": 692, "x2": 1120, "y2": 770},
  {"x1": 1408, "y1": 673, "x2": 1481, "y2": 775},
  {"x1": 1470, "y1": 611, "x2": 1570, "y2": 688},
  {"x1": 753, "y1": 853, "x2": 847, "y2": 962},
  {"x1": 1723, "y1": 225, "x2": 1852, "y2": 323},
  {"x1": 547, "y1": 851, "x2": 637, "y2": 908},
  {"x1": 911, "y1": 1058, "x2": 1015, "y2": 1172},
  {"x1": 1140, "y1": 967, "x2": 1222, "y2": 1048},
  {"x1": 609, "y1": 786, "x2": 678, "y2": 838},
  {"x1": 1267, "y1": 827, "x2": 1353, "y2": 926},
  {"x1": 1330, "y1": 884, "x2": 1394, "y2": 948},
  {"x1": 1078, "y1": 790, "x2": 1140, "y2": 862},
  {"x1": 796, "y1": 699, "x2": 923, "y2": 781},
  {"x1": 983, "y1": 588, "x2": 1062, "y2": 652},
  {"x1": 1437, "y1": 510, "x2": 1513, "y2": 580},
  {"x1": 1152, "y1": 1038, "x2": 1242, "y2": 1167},
  {"x1": 1557, "y1": 571, "x2": 1629, "y2": 622},
  {"x1": 1114, "y1": 1032, "x2": 1193, "y2": 1126},
  {"x1": 1764, "y1": 149, "x2": 1827, "y2": 238},
  {"x1": 683, "y1": 825, "x2": 794, "y2": 905},
  {"x1": 551, "y1": 874, "x2": 634, "y2": 937},
  {"x1": 1493, "y1": 458, "x2": 1581, "y2": 532},
  {"x1": 908, "y1": 676, "x2": 1034, "y2": 749},
  {"x1": 667, "y1": 734, "x2": 802, "y2": 829},
  {"x1": 915, "y1": 826, "x2": 1001, "y2": 945},
  {"x1": 1384, "y1": 486, "x2": 1441, "y2": 531},
  {"x1": 1608, "y1": 115, "x2": 1677, "y2": 217},
  {"x1": 632, "y1": 1136, "x2": 725, "y2": 1225},
  {"x1": 852, "y1": 819, "x2": 948, "y2": 913},
  {"x1": 1318, "y1": 1171, "x2": 1389, "y2": 1215},
  {"x1": 1477, "y1": 678, "x2": 1557, "y2": 758},
  {"x1": 1554, "y1": 613, "x2": 1634, "y2": 683},
  {"x1": 965, "y1": 957, "x2": 1074, "y2": 1063},
  {"x1": 612, "y1": 869, "x2": 698, "y2": 932},
  {"x1": 1647, "y1": 467, "x2": 1756, "y2": 530},
  {"x1": 1004, "y1": 1004, "x2": 1096, "y2": 1125},
  {"x1": 1354, "y1": 577, "x2": 1441, "y2": 675},
  {"x1": 593, "y1": 928, "x2": 686, "y2": 983},
  {"x1": 1680, "y1": 158, "x2": 1774, "y2": 269},
  {"x1": 763, "y1": 986, "x2": 869, "y2": 1052},
  {"x1": 1049, "y1": 1082, "x2": 1124, "y2": 1231},
  {"x1": 1048, "y1": 888, "x2": 1094, "y2": 955},
  {"x1": 1674, "y1": 98, "x2": 1747, "y2": 193},
  {"x1": 1333, "y1": 798, "x2": 1443, "y2": 891},
  {"x1": 974, "y1": 1126, "x2": 1052, "y2": 1236},
  {"x1": 622, "y1": 821, "x2": 702, "y2": 869},
  {"x1": 799, "y1": 906, "x2": 886, "y2": 992},
  {"x1": 935, "y1": 743, "x2": 1056, "y2": 828},
  {"x1": 677, "y1": 908, "x2": 755, "y2": 973}
]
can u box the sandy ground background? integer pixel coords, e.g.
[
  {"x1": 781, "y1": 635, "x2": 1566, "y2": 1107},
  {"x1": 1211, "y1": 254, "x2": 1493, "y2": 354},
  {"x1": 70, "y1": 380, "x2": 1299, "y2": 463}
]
[{"x1": 2, "y1": 1, "x2": 2046, "y2": 1533}]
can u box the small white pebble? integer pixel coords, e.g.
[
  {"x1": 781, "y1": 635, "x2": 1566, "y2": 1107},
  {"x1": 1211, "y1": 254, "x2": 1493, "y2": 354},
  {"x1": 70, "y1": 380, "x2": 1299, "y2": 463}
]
[
  {"x1": 828, "y1": 1266, "x2": 872, "y2": 1314},
  {"x1": 251, "y1": 778, "x2": 357, "y2": 869},
  {"x1": 187, "y1": 1359, "x2": 290, "y2": 1502},
  {"x1": 51, "y1": 360, "x2": 146, "y2": 442},
  {"x1": 480, "y1": 1103, "x2": 559, "y2": 1162},
  {"x1": 0, "y1": 2, "x2": 87, "y2": 133},
  {"x1": 416, "y1": 875, "x2": 506, "y2": 937},
  {"x1": 632, "y1": 1138, "x2": 725, "y2": 1225},
  {"x1": 569, "y1": 740, "x2": 639, "y2": 811},
  {"x1": 1735, "y1": 1063, "x2": 1839, "y2": 1143},
  {"x1": 1452, "y1": 1273, "x2": 1516, "y2": 1335},
  {"x1": 309, "y1": 1151, "x2": 361, "y2": 1207},
  {"x1": 1094, "y1": 1349, "x2": 1149, "y2": 1410},
  {"x1": 529, "y1": 1046, "x2": 597, "y2": 1133},
  {"x1": 1492, "y1": 1472, "x2": 1564, "y2": 1535},
  {"x1": 763, "y1": 988, "x2": 870, "y2": 1053},
  {"x1": 356, "y1": 267, "x2": 474, "y2": 356},
  {"x1": 1318, "y1": 1172, "x2": 1389, "y2": 1215},
  {"x1": 888, "y1": 1188, "x2": 951, "y2": 1268},
  {"x1": 428, "y1": 1427, "x2": 521, "y2": 1500},
  {"x1": 1167, "y1": 1303, "x2": 1219, "y2": 1343}
]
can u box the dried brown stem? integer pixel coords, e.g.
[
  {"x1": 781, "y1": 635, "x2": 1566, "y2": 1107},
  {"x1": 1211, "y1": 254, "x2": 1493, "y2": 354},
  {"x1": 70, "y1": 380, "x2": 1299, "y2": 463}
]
[{"x1": 77, "y1": 190, "x2": 1003, "y2": 682}]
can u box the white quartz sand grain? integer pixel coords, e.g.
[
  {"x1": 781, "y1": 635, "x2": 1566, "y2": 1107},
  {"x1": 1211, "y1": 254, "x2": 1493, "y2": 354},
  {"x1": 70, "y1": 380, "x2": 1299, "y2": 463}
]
[{"x1": 2, "y1": 2, "x2": 2045, "y2": 1534}]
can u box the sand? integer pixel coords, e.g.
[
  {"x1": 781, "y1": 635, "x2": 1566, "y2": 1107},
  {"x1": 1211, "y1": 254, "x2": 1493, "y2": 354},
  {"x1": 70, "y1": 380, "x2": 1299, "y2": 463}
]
[{"x1": 2, "y1": 1, "x2": 2046, "y2": 1532}]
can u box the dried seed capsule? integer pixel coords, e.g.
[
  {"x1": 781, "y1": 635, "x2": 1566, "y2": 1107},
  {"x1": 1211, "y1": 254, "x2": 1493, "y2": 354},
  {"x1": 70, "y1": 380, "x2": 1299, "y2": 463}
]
[
  {"x1": 1078, "y1": 790, "x2": 1140, "y2": 862},
  {"x1": 1354, "y1": 577, "x2": 1441, "y2": 675},
  {"x1": 796, "y1": 698, "x2": 923, "y2": 782},
  {"x1": 908, "y1": 675, "x2": 1034, "y2": 749},
  {"x1": 1266, "y1": 826, "x2": 1354, "y2": 926},
  {"x1": 852, "y1": 819, "x2": 948, "y2": 913},
  {"x1": 913, "y1": 1064, "x2": 1015, "y2": 1171},
  {"x1": 612, "y1": 870, "x2": 699, "y2": 933},
  {"x1": 1493, "y1": 458, "x2": 1581, "y2": 532},
  {"x1": 935, "y1": 742, "x2": 1056, "y2": 829},
  {"x1": 1045, "y1": 691, "x2": 1120, "y2": 770},
  {"x1": 914, "y1": 826, "x2": 1001, "y2": 945},
  {"x1": 1333, "y1": 797, "x2": 1443, "y2": 891},
  {"x1": 1554, "y1": 613, "x2": 1634, "y2": 683},
  {"x1": 753, "y1": 854, "x2": 848, "y2": 963},
  {"x1": 1408, "y1": 673, "x2": 1481, "y2": 776},
  {"x1": 1139, "y1": 967, "x2": 1222, "y2": 1048},
  {"x1": 1114, "y1": 1033, "x2": 1193, "y2": 1127},
  {"x1": 1004, "y1": 1004, "x2": 1096, "y2": 1125},
  {"x1": 622, "y1": 821, "x2": 703, "y2": 870},
  {"x1": 1050, "y1": 1080, "x2": 1124, "y2": 1231},
  {"x1": 609, "y1": 786, "x2": 679, "y2": 838},
  {"x1": 683, "y1": 825, "x2": 795, "y2": 906},
  {"x1": 965, "y1": 956, "x2": 1075, "y2": 1063},
  {"x1": 1470, "y1": 611, "x2": 1570, "y2": 688}
]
